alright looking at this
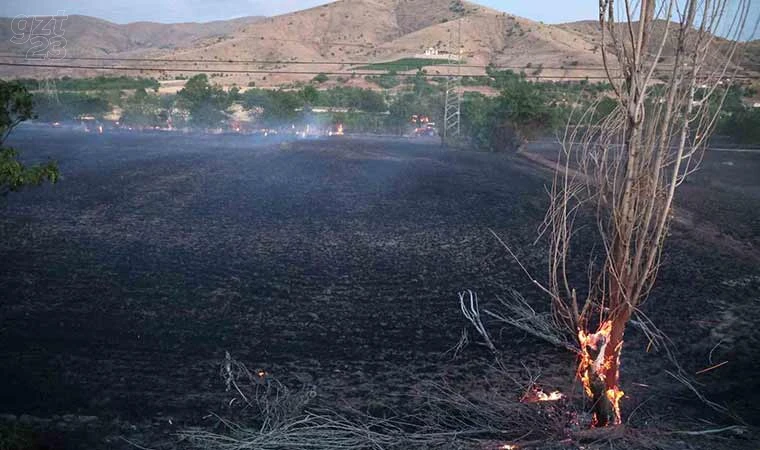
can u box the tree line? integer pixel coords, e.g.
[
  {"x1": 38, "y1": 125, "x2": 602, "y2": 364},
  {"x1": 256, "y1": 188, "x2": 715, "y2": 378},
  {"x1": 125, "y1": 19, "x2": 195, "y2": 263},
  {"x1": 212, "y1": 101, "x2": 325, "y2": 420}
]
[{"x1": 17, "y1": 71, "x2": 760, "y2": 145}]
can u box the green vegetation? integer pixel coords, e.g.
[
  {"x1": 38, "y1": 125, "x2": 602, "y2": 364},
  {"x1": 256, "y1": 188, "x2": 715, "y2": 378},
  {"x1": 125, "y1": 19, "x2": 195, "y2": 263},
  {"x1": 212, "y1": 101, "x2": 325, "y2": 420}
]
[
  {"x1": 364, "y1": 73, "x2": 401, "y2": 89},
  {"x1": 314, "y1": 87, "x2": 386, "y2": 112},
  {"x1": 709, "y1": 85, "x2": 760, "y2": 144},
  {"x1": 241, "y1": 85, "x2": 388, "y2": 126},
  {"x1": 719, "y1": 106, "x2": 760, "y2": 144},
  {"x1": 0, "y1": 81, "x2": 59, "y2": 197},
  {"x1": 120, "y1": 88, "x2": 164, "y2": 127},
  {"x1": 449, "y1": 0, "x2": 466, "y2": 13},
  {"x1": 16, "y1": 70, "x2": 758, "y2": 146},
  {"x1": 312, "y1": 73, "x2": 329, "y2": 84},
  {"x1": 301, "y1": 85, "x2": 319, "y2": 107},
  {"x1": 177, "y1": 74, "x2": 235, "y2": 128},
  {"x1": 19, "y1": 75, "x2": 159, "y2": 92},
  {"x1": 33, "y1": 92, "x2": 111, "y2": 122},
  {"x1": 356, "y1": 58, "x2": 454, "y2": 71},
  {"x1": 242, "y1": 88, "x2": 304, "y2": 125},
  {"x1": 387, "y1": 87, "x2": 443, "y2": 134},
  {"x1": 461, "y1": 76, "x2": 491, "y2": 86},
  {"x1": 458, "y1": 68, "x2": 760, "y2": 150},
  {"x1": 21, "y1": 76, "x2": 161, "y2": 123},
  {"x1": 684, "y1": 83, "x2": 760, "y2": 145},
  {"x1": 460, "y1": 69, "x2": 573, "y2": 150},
  {"x1": 239, "y1": 80, "x2": 442, "y2": 135}
]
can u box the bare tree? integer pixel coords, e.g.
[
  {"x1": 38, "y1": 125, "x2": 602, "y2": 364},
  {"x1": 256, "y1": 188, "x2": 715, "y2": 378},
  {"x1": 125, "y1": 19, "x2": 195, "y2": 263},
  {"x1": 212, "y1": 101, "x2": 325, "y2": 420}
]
[
  {"x1": 467, "y1": 0, "x2": 757, "y2": 429},
  {"x1": 545, "y1": 0, "x2": 755, "y2": 427}
]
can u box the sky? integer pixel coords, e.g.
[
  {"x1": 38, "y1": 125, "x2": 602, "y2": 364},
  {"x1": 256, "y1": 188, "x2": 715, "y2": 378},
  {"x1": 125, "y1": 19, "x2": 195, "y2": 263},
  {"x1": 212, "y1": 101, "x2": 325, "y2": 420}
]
[
  {"x1": 0, "y1": 0, "x2": 756, "y2": 39},
  {"x1": 0, "y1": 0, "x2": 600, "y2": 24}
]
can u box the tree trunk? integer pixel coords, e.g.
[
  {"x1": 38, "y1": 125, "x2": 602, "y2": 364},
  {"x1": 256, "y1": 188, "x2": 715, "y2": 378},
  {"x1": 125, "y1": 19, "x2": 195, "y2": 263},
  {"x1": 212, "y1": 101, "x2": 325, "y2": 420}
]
[{"x1": 578, "y1": 312, "x2": 628, "y2": 426}]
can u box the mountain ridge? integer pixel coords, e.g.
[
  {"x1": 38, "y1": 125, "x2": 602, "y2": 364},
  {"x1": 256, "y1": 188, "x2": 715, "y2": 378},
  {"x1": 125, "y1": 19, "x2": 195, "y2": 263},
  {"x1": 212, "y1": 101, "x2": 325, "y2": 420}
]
[{"x1": 0, "y1": 0, "x2": 755, "y2": 86}]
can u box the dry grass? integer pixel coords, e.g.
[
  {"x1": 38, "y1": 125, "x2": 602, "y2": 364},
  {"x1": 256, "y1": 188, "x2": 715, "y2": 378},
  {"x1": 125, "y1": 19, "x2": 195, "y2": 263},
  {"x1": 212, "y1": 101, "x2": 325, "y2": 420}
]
[
  {"x1": 178, "y1": 354, "x2": 578, "y2": 450},
  {"x1": 175, "y1": 353, "x2": 746, "y2": 450}
]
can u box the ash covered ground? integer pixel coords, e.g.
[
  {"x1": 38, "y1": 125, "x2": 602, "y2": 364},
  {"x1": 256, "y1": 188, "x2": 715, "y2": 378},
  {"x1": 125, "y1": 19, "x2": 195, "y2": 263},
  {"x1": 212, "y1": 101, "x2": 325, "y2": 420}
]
[{"x1": 0, "y1": 129, "x2": 758, "y2": 449}]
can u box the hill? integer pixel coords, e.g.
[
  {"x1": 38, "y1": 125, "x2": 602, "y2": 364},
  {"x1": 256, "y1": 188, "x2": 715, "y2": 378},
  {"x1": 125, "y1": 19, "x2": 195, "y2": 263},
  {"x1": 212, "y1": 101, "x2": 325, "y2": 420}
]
[
  {"x1": 0, "y1": 0, "x2": 755, "y2": 87},
  {"x1": 0, "y1": 15, "x2": 263, "y2": 57},
  {"x1": 136, "y1": 0, "x2": 608, "y2": 84}
]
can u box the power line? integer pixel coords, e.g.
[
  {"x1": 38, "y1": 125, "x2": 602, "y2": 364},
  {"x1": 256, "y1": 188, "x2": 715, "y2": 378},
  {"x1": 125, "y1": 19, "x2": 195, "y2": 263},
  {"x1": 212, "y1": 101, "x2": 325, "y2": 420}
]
[
  {"x1": 0, "y1": 53, "x2": 497, "y2": 69},
  {"x1": 0, "y1": 61, "x2": 757, "y2": 81},
  {"x1": 0, "y1": 61, "x2": 622, "y2": 80},
  {"x1": 0, "y1": 53, "x2": 601, "y2": 70},
  {"x1": 1, "y1": 53, "x2": 758, "y2": 72}
]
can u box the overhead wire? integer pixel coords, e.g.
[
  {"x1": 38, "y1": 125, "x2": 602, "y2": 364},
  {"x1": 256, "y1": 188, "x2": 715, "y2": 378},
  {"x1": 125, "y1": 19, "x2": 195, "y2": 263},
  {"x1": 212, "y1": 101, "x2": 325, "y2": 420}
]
[
  {"x1": 0, "y1": 53, "x2": 758, "y2": 72},
  {"x1": 1, "y1": 60, "x2": 757, "y2": 81}
]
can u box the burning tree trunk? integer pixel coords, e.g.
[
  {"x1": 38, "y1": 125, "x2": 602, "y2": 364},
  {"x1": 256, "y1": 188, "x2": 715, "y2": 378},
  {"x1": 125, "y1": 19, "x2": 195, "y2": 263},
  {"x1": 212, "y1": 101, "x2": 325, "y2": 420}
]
[{"x1": 578, "y1": 319, "x2": 626, "y2": 426}]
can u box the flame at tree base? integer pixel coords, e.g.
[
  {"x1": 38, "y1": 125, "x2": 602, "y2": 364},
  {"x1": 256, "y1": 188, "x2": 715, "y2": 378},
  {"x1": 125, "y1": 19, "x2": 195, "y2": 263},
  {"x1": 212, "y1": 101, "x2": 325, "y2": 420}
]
[{"x1": 578, "y1": 321, "x2": 625, "y2": 427}]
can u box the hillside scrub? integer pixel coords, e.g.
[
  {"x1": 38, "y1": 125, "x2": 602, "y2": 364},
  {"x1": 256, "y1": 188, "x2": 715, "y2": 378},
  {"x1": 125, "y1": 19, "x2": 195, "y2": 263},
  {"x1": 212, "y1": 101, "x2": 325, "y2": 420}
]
[{"x1": 364, "y1": 73, "x2": 402, "y2": 89}]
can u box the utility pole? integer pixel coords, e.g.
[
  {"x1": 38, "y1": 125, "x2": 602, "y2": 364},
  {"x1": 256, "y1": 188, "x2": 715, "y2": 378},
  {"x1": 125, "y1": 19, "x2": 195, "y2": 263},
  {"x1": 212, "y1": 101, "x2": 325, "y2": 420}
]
[
  {"x1": 443, "y1": 17, "x2": 462, "y2": 146},
  {"x1": 40, "y1": 78, "x2": 60, "y2": 105}
]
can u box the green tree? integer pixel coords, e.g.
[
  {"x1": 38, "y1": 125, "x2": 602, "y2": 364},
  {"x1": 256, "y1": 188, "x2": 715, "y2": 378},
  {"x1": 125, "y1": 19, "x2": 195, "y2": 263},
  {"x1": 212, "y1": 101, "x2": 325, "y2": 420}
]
[
  {"x1": 315, "y1": 87, "x2": 386, "y2": 112},
  {"x1": 365, "y1": 74, "x2": 400, "y2": 89},
  {"x1": 228, "y1": 86, "x2": 241, "y2": 102},
  {"x1": 593, "y1": 96, "x2": 618, "y2": 122},
  {"x1": 489, "y1": 75, "x2": 557, "y2": 149},
  {"x1": 120, "y1": 88, "x2": 162, "y2": 127},
  {"x1": 301, "y1": 85, "x2": 319, "y2": 108},
  {"x1": 312, "y1": 73, "x2": 329, "y2": 84},
  {"x1": 458, "y1": 69, "x2": 562, "y2": 151},
  {"x1": 719, "y1": 107, "x2": 760, "y2": 144},
  {"x1": 177, "y1": 74, "x2": 232, "y2": 128},
  {"x1": 387, "y1": 93, "x2": 416, "y2": 134},
  {"x1": 354, "y1": 89, "x2": 386, "y2": 113},
  {"x1": 33, "y1": 92, "x2": 111, "y2": 122},
  {"x1": 461, "y1": 93, "x2": 497, "y2": 149},
  {"x1": 242, "y1": 89, "x2": 303, "y2": 126},
  {"x1": 241, "y1": 89, "x2": 270, "y2": 110},
  {"x1": 0, "y1": 81, "x2": 58, "y2": 196}
]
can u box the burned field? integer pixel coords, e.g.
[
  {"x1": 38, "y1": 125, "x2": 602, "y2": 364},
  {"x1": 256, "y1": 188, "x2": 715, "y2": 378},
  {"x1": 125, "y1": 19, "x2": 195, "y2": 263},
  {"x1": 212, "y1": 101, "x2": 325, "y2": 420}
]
[{"x1": 0, "y1": 130, "x2": 759, "y2": 449}]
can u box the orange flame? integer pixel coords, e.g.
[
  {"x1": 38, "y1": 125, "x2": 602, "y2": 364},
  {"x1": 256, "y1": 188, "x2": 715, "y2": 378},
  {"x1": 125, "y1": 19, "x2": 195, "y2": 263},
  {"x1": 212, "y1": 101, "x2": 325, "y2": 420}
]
[
  {"x1": 536, "y1": 390, "x2": 564, "y2": 402},
  {"x1": 577, "y1": 321, "x2": 624, "y2": 426},
  {"x1": 606, "y1": 388, "x2": 624, "y2": 424},
  {"x1": 521, "y1": 387, "x2": 565, "y2": 403}
]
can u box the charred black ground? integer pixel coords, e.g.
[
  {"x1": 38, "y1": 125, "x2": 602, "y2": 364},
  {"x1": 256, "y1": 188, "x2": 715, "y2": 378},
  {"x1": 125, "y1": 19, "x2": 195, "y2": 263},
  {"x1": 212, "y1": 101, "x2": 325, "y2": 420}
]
[{"x1": 0, "y1": 129, "x2": 758, "y2": 449}]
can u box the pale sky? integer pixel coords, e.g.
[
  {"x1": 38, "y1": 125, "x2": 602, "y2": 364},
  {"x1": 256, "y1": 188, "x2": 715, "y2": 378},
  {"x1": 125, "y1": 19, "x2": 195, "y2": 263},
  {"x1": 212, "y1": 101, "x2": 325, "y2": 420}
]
[
  {"x1": 0, "y1": 0, "x2": 757, "y2": 39},
  {"x1": 0, "y1": 0, "x2": 599, "y2": 24}
]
